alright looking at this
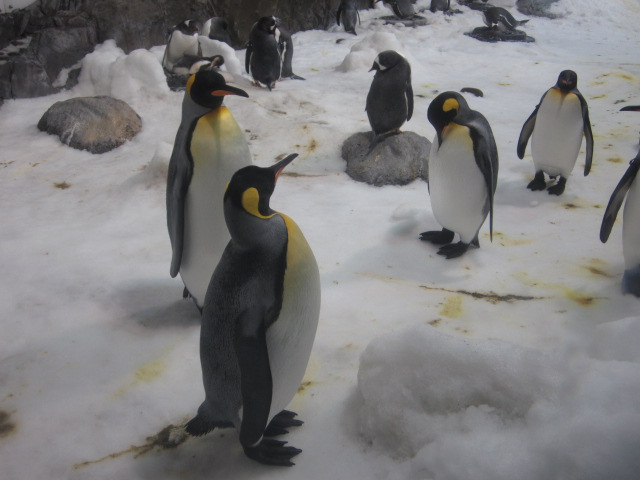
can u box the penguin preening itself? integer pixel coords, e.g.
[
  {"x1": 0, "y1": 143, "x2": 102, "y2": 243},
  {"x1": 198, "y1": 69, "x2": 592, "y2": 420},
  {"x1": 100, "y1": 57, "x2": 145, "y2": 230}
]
[
  {"x1": 483, "y1": 7, "x2": 529, "y2": 31},
  {"x1": 517, "y1": 70, "x2": 594, "y2": 195},
  {"x1": 366, "y1": 50, "x2": 413, "y2": 144},
  {"x1": 185, "y1": 153, "x2": 321, "y2": 466},
  {"x1": 163, "y1": 20, "x2": 202, "y2": 73},
  {"x1": 421, "y1": 91, "x2": 498, "y2": 259},
  {"x1": 166, "y1": 70, "x2": 252, "y2": 310},
  {"x1": 337, "y1": 0, "x2": 360, "y2": 35},
  {"x1": 600, "y1": 106, "x2": 640, "y2": 297}
]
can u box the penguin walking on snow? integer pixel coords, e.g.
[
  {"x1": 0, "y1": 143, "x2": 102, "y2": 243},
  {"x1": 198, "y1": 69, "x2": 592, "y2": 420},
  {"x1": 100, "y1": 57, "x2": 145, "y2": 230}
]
[
  {"x1": 185, "y1": 154, "x2": 321, "y2": 466},
  {"x1": 517, "y1": 70, "x2": 593, "y2": 195},
  {"x1": 366, "y1": 50, "x2": 413, "y2": 145},
  {"x1": 600, "y1": 105, "x2": 640, "y2": 297},
  {"x1": 483, "y1": 7, "x2": 529, "y2": 31},
  {"x1": 166, "y1": 70, "x2": 252, "y2": 310},
  {"x1": 421, "y1": 91, "x2": 498, "y2": 259},
  {"x1": 163, "y1": 20, "x2": 202, "y2": 73},
  {"x1": 337, "y1": 0, "x2": 360, "y2": 35},
  {"x1": 246, "y1": 17, "x2": 283, "y2": 90}
]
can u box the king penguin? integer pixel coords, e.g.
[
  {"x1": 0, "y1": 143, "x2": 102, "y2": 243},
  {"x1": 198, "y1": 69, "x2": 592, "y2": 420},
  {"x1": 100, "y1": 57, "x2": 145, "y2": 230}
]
[
  {"x1": 163, "y1": 20, "x2": 202, "y2": 73},
  {"x1": 185, "y1": 153, "x2": 321, "y2": 466},
  {"x1": 366, "y1": 50, "x2": 413, "y2": 144},
  {"x1": 337, "y1": 0, "x2": 360, "y2": 35},
  {"x1": 421, "y1": 91, "x2": 498, "y2": 259},
  {"x1": 246, "y1": 16, "x2": 283, "y2": 90},
  {"x1": 166, "y1": 70, "x2": 252, "y2": 310},
  {"x1": 517, "y1": 70, "x2": 594, "y2": 195},
  {"x1": 600, "y1": 106, "x2": 640, "y2": 297}
]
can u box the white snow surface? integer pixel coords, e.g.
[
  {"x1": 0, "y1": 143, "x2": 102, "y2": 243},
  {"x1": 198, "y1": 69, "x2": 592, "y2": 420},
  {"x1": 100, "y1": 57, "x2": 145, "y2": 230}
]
[{"x1": 1, "y1": 1, "x2": 640, "y2": 479}]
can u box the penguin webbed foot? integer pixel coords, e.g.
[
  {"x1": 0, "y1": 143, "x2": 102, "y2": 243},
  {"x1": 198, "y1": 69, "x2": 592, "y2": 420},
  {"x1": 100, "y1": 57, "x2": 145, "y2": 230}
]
[
  {"x1": 264, "y1": 410, "x2": 303, "y2": 437},
  {"x1": 243, "y1": 438, "x2": 302, "y2": 467},
  {"x1": 437, "y1": 241, "x2": 470, "y2": 259},
  {"x1": 420, "y1": 228, "x2": 455, "y2": 245},
  {"x1": 527, "y1": 171, "x2": 546, "y2": 191},
  {"x1": 547, "y1": 177, "x2": 566, "y2": 196}
]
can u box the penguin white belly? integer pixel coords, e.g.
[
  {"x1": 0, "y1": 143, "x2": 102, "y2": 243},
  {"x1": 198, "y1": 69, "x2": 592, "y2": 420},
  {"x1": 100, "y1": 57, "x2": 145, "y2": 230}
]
[
  {"x1": 164, "y1": 31, "x2": 199, "y2": 70},
  {"x1": 266, "y1": 215, "x2": 321, "y2": 423},
  {"x1": 531, "y1": 90, "x2": 584, "y2": 178},
  {"x1": 429, "y1": 125, "x2": 488, "y2": 244},
  {"x1": 623, "y1": 178, "x2": 640, "y2": 269},
  {"x1": 181, "y1": 107, "x2": 251, "y2": 307}
]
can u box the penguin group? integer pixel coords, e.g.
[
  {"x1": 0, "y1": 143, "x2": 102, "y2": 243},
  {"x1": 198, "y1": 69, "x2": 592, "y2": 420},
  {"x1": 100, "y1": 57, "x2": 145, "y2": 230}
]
[{"x1": 159, "y1": 1, "x2": 638, "y2": 471}]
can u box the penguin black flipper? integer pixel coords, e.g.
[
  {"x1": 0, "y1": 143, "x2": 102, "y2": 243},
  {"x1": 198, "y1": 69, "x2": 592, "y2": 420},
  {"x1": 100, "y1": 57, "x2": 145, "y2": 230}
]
[
  {"x1": 576, "y1": 90, "x2": 594, "y2": 176},
  {"x1": 406, "y1": 81, "x2": 414, "y2": 121},
  {"x1": 245, "y1": 42, "x2": 253, "y2": 75},
  {"x1": 336, "y1": 3, "x2": 343, "y2": 26},
  {"x1": 600, "y1": 155, "x2": 640, "y2": 243},
  {"x1": 517, "y1": 93, "x2": 546, "y2": 159},
  {"x1": 470, "y1": 117, "x2": 498, "y2": 240}
]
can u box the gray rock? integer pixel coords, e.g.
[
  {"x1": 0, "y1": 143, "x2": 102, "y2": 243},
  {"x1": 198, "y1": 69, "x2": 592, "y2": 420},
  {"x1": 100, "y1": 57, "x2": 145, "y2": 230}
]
[
  {"x1": 30, "y1": 24, "x2": 97, "y2": 80},
  {"x1": 516, "y1": 0, "x2": 561, "y2": 18},
  {"x1": 37, "y1": 96, "x2": 142, "y2": 154},
  {"x1": 11, "y1": 57, "x2": 56, "y2": 98},
  {"x1": 342, "y1": 131, "x2": 431, "y2": 186}
]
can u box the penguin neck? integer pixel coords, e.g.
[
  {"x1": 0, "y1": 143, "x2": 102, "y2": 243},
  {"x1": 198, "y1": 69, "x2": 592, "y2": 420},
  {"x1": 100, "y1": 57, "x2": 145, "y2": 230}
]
[
  {"x1": 182, "y1": 94, "x2": 226, "y2": 120},
  {"x1": 224, "y1": 203, "x2": 286, "y2": 250}
]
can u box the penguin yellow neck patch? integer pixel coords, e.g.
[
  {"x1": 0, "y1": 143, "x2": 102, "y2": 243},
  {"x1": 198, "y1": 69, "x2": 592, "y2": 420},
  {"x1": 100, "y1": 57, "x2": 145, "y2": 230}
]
[
  {"x1": 186, "y1": 75, "x2": 196, "y2": 96},
  {"x1": 443, "y1": 98, "x2": 459, "y2": 113},
  {"x1": 241, "y1": 188, "x2": 276, "y2": 219}
]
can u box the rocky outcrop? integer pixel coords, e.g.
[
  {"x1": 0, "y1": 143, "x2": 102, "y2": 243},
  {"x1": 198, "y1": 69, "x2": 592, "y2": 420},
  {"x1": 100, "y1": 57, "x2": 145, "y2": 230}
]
[
  {"x1": 342, "y1": 131, "x2": 430, "y2": 186},
  {"x1": 37, "y1": 96, "x2": 142, "y2": 153}
]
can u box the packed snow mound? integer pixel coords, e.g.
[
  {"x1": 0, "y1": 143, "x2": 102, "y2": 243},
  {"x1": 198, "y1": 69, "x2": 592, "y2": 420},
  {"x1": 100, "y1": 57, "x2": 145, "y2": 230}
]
[
  {"x1": 337, "y1": 32, "x2": 405, "y2": 72},
  {"x1": 355, "y1": 320, "x2": 640, "y2": 480},
  {"x1": 76, "y1": 40, "x2": 169, "y2": 105},
  {"x1": 198, "y1": 36, "x2": 243, "y2": 78}
]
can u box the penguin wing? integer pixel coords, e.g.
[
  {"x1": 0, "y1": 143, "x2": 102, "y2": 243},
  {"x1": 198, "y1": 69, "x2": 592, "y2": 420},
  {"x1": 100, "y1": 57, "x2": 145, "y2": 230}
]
[
  {"x1": 600, "y1": 156, "x2": 640, "y2": 243},
  {"x1": 576, "y1": 91, "x2": 594, "y2": 176},
  {"x1": 167, "y1": 126, "x2": 195, "y2": 278},
  {"x1": 517, "y1": 92, "x2": 547, "y2": 159},
  {"x1": 406, "y1": 81, "x2": 414, "y2": 121},
  {"x1": 235, "y1": 308, "x2": 274, "y2": 446},
  {"x1": 470, "y1": 119, "x2": 498, "y2": 240},
  {"x1": 336, "y1": 4, "x2": 343, "y2": 25},
  {"x1": 162, "y1": 31, "x2": 174, "y2": 70},
  {"x1": 245, "y1": 42, "x2": 253, "y2": 74}
]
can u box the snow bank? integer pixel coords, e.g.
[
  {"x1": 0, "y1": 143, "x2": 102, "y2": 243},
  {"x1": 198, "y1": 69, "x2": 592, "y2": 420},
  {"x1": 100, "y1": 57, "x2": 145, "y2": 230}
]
[
  {"x1": 337, "y1": 32, "x2": 405, "y2": 72},
  {"x1": 355, "y1": 320, "x2": 640, "y2": 480},
  {"x1": 198, "y1": 36, "x2": 243, "y2": 78}
]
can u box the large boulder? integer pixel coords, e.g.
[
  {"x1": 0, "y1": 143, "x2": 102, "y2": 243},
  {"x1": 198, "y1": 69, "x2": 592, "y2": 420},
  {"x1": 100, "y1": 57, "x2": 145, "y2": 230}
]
[
  {"x1": 37, "y1": 96, "x2": 142, "y2": 153},
  {"x1": 342, "y1": 131, "x2": 430, "y2": 186}
]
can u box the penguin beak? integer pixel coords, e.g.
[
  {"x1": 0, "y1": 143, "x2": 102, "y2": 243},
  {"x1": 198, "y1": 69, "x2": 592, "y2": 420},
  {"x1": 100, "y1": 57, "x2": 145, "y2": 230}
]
[
  {"x1": 211, "y1": 85, "x2": 249, "y2": 98},
  {"x1": 369, "y1": 63, "x2": 380, "y2": 72},
  {"x1": 270, "y1": 153, "x2": 299, "y2": 181}
]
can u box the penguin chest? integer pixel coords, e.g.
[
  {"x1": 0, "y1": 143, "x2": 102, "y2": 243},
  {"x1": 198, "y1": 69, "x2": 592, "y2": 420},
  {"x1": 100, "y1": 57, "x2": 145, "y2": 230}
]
[
  {"x1": 166, "y1": 31, "x2": 199, "y2": 67},
  {"x1": 532, "y1": 90, "x2": 584, "y2": 177},
  {"x1": 266, "y1": 214, "x2": 321, "y2": 422},
  {"x1": 429, "y1": 125, "x2": 488, "y2": 243},
  {"x1": 180, "y1": 108, "x2": 251, "y2": 306},
  {"x1": 623, "y1": 177, "x2": 640, "y2": 269}
]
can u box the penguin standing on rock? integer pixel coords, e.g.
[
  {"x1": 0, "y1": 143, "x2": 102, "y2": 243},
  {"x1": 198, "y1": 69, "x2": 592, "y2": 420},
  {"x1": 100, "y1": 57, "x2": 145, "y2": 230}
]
[
  {"x1": 421, "y1": 91, "x2": 498, "y2": 259},
  {"x1": 166, "y1": 70, "x2": 252, "y2": 310},
  {"x1": 366, "y1": 50, "x2": 413, "y2": 145},
  {"x1": 246, "y1": 16, "x2": 283, "y2": 90},
  {"x1": 337, "y1": 0, "x2": 360, "y2": 35},
  {"x1": 483, "y1": 7, "x2": 529, "y2": 31},
  {"x1": 163, "y1": 20, "x2": 202, "y2": 73},
  {"x1": 600, "y1": 105, "x2": 640, "y2": 297},
  {"x1": 517, "y1": 70, "x2": 593, "y2": 195},
  {"x1": 185, "y1": 154, "x2": 321, "y2": 466}
]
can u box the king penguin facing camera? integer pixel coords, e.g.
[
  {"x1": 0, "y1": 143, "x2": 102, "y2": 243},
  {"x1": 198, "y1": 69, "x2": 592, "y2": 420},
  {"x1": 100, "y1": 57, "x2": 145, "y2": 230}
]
[{"x1": 166, "y1": 70, "x2": 252, "y2": 310}]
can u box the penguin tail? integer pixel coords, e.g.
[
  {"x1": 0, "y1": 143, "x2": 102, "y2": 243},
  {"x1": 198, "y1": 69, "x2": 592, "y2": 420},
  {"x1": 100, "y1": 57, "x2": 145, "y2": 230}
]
[{"x1": 518, "y1": 19, "x2": 530, "y2": 26}]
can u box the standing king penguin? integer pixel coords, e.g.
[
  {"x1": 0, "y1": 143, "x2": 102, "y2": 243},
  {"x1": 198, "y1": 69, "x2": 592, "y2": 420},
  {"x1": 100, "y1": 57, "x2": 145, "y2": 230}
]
[
  {"x1": 366, "y1": 50, "x2": 413, "y2": 144},
  {"x1": 517, "y1": 70, "x2": 594, "y2": 195},
  {"x1": 421, "y1": 91, "x2": 498, "y2": 259},
  {"x1": 185, "y1": 154, "x2": 321, "y2": 466},
  {"x1": 600, "y1": 105, "x2": 640, "y2": 297},
  {"x1": 166, "y1": 70, "x2": 252, "y2": 310}
]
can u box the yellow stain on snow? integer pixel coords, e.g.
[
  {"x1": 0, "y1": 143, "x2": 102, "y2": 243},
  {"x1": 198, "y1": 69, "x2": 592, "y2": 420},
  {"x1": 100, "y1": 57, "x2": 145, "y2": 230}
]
[
  {"x1": 440, "y1": 295, "x2": 464, "y2": 318},
  {"x1": 112, "y1": 356, "x2": 168, "y2": 399},
  {"x1": 513, "y1": 272, "x2": 602, "y2": 306}
]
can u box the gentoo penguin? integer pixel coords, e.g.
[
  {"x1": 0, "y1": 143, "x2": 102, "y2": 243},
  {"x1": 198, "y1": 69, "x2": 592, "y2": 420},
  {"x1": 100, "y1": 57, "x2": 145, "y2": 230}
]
[
  {"x1": 275, "y1": 20, "x2": 305, "y2": 81},
  {"x1": 421, "y1": 91, "x2": 498, "y2": 259},
  {"x1": 517, "y1": 70, "x2": 594, "y2": 195},
  {"x1": 166, "y1": 70, "x2": 252, "y2": 310},
  {"x1": 366, "y1": 50, "x2": 413, "y2": 144},
  {"x1": 337, "y1": 0, "x2": 360, "y2": 35},
  {"x1": 483, "y1": 7, "x2": 529, "y2": 31},
  {"x1": 163, "y1": 20, "x2": 202, "y2": 73},
  {"x1": 600, "y1": 106, "x2": 640, "y2": 296},
  {"x1": 202, "y1": 17, "x2": 232, "y2": 46},
  {"x1": 246, "y1": 16, "x2": 283, "y2": 90},
  {"x1": 185, "y1": 154, "x2": 321, "y2": 466},
  {"x1": 170, "y1": 54, "x2": 225, "y2": 76},
  {"x1": 387, "y1": 0, "x2": 416, "y2": 19},
  {"x1": 430, "y1": 0, "x2": 451, "y2": 13}
]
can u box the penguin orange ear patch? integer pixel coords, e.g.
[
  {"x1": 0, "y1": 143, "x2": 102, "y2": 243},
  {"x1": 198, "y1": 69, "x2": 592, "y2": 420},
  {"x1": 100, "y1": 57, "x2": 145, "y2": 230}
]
[{"x1": 443, "y1": 98, "x2": 459, "y2": 113}]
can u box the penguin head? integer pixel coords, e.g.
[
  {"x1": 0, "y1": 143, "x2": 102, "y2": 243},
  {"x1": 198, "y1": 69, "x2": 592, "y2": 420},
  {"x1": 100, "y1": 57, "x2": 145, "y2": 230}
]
[
  {"x1": 176, "y1": 19, "x2": 200, "y2": 35},
  {"x1": 427, "y1": 91, "x2": 470, "y2": 144},
  {"x1": 369, "y1": 50, "x2": 406, "y2": 73},
  {"x1": 186, "y1": 70, "x2": 249, "y2": 109},
  {"x1": 555, "y1": 70, "x2": 578, "y2": 92},
  {"x1": 223, "y1": 154, "x2": 298, "y2": 243},
  {"x1": 256, "y1": 16, "x2": 278, "y2": 34}
]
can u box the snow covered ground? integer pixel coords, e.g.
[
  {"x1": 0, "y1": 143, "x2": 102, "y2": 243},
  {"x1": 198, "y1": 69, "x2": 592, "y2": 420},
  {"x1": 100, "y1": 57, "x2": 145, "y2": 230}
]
[{"x1": 1, "y1": 1, "x2": 639, "y2": 479}]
